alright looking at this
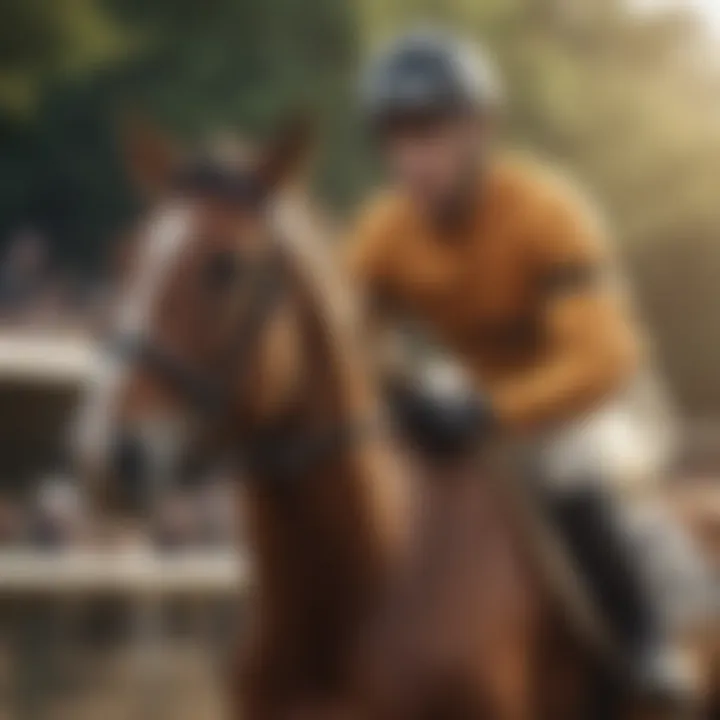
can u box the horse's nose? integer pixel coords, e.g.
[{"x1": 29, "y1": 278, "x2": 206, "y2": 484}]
[{"x1": 110, "y1": 431, "x2": 151, "y2": 513}]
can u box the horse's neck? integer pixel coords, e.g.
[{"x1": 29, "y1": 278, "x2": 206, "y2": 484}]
[
  {"x1": 243, "y1": 275, "x2": 410, "y2": 653},
  {"x1": 245, "y1": 433, "x2": 405, "y2": 630}
]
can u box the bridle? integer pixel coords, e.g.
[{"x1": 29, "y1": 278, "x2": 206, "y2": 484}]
[
  {"x1": 112, "y1": 244, "x2": 286, "y2": 418},
  {"x1": 111, "y1": 215, "x2": 378, "y2": 484}
]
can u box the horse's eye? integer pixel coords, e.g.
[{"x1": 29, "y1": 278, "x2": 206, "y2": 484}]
[{"x1": 204, "y1": 251, "x2": 243, "y2": 292}]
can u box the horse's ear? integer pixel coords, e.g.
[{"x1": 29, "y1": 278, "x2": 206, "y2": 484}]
[
  {"x1": 256, "y1": 114, "x2": 315, "y2": 191},
  {"x1": 120, "y1": 115, "x2": 180, "y2": 197}
]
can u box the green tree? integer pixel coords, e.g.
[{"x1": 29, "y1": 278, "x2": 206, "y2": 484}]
[{"x1": 0, "y1": 0, "x2": 130, "y2": 115}]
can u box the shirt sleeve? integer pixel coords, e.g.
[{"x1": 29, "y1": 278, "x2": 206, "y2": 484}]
[
  {"x1": 532, "y1": 177, "x2": 611, "y2": 294},
  {"x1": 491, "y1": 178, "x2": 642, "y2": 431}
]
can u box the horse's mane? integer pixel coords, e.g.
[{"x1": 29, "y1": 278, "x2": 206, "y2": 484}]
[
  {"x1": 270, "y1": 189, "x2": 410, "y2": 551},
  {"x1": 269, "y1": 191, "x2": 374, "y2": 406}
]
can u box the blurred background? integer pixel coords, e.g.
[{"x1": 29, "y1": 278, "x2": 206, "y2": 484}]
[{"x1": 0, "y1": 0, "x2": 719, "y2": 717}]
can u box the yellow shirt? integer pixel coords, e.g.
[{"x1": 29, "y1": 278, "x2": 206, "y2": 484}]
[{"x1": 346, "y1": 155, "x2": 642, "y2": 433}]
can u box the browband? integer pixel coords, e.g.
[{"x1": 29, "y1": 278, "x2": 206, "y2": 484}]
[{"x1": 173, "y1": 158, "x2": 268, "y2": 206}]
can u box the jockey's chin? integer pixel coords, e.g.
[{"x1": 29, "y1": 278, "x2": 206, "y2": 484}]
[{"x1": 383, "y1": 115, "x2": 486, "y2": 227}]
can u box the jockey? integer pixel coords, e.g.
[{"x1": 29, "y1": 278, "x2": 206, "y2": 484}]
[{"x1": 347, "y1": 27, "x2": 696, "y2": 710}]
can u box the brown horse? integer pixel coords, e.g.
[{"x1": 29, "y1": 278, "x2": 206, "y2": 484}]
[{"x1": 74, "y1": 119, "x2": 715, "y2": 720}]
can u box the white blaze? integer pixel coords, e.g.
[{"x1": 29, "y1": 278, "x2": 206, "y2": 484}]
[{"x1": 72, "y1": 206, "x2": 195, "y2": 470}]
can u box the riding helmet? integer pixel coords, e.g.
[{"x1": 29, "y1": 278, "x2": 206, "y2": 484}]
[{"x1": 360, "y1": 28, "x2": 502, "y2": 133}]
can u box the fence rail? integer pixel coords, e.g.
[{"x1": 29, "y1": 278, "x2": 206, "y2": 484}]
[
  {"x1": 0, "y1": 550, "x2": 243, "y2": 720},
  {"x1": 0, "y1": 549, "x2": 247, "y2": 596}
]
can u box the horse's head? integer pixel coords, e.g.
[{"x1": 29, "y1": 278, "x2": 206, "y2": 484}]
[{"x1": 74, "y1": 118, "x2": 321, "y2": 512}]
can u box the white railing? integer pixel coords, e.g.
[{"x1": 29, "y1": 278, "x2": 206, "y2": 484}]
[
  {"x1": 0, "y1": 549, "x2": 248, "y2": 596},
  {"x1": 0, "y1": 549, "x2": 245, "y2": 719},
  {"x1": 0, "y1": 332, "x2": 96, "y2": 385}
]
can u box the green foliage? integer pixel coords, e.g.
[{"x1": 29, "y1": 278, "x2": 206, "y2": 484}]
[{"x1": 0, "y1": 0, "x2": 131, "y2": 115}]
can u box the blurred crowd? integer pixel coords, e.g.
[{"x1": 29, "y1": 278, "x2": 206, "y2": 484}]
[
  {"x1": 0, "y1": 475, "x2": 238, "y2": 552},
  {"x1": 0, "y1": 228, "x2": 99, "y2": 331}
]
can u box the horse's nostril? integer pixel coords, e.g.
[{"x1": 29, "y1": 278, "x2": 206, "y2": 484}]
[{"x1": 111, "y1": 432, "x2": 149, "y2": 512}]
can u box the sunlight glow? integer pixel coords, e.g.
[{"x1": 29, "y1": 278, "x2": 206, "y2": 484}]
[{"x1": 635, "y1": 0, "x2": 720, "y2": 32}]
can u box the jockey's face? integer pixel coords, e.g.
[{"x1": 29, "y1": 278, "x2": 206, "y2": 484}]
[{"x1": 382, "y1": 114, "x2": 486, "y2": 226}]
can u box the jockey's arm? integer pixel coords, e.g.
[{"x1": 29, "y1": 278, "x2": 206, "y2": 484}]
[
  {"x1": 491, "y1": 189, "x2": 642, "y2": 434},
  {"x1": 492, "y1": 278, "x2": 641, "y2": 433}
]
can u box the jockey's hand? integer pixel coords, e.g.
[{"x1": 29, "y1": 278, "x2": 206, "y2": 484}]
[{"x1": 387, "y1": 377, "x2": 495, "y2": 458}]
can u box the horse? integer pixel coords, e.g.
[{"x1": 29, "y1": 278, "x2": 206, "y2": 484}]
[{"x1": 73, "y1": 117, "x2": 716, "y2": 720}]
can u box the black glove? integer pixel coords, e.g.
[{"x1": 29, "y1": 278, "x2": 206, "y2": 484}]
[{"x1": 387, "y1": 378, "x2": 495, "y2": 458}]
